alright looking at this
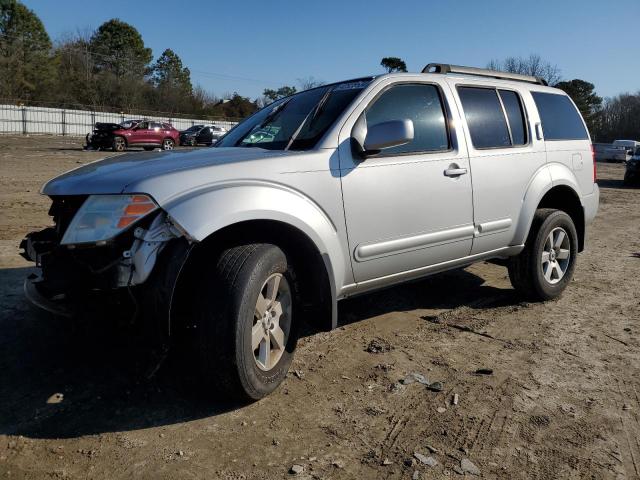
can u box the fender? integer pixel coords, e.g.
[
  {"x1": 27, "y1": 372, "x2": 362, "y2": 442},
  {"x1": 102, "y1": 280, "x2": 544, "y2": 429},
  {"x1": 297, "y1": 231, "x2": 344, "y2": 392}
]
[
  {"x1": 512, "y1": 163, "x2": 583, "y2": 246},
  {"x1": 162, "y1": 180, "x2": 346, "y2": 328}
]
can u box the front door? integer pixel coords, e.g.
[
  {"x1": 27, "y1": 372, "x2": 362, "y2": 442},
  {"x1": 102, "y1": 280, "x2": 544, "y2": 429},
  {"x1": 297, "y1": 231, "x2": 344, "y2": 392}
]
[
  {"x1": 339, "y1": 81, "x2": 474, "y2": 284},
  {"x1": 127, "y1": 121, "x2": 150, "y2": 145}
]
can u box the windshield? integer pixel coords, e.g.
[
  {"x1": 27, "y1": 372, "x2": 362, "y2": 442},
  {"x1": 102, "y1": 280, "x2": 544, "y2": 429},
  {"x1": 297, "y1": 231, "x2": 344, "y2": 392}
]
[
  {"x1": 216, "y1": 80, "x2": 371, "y2": 151},
  {"x1": 184, "y1": 125, "x2": 204, "y2": 132}
]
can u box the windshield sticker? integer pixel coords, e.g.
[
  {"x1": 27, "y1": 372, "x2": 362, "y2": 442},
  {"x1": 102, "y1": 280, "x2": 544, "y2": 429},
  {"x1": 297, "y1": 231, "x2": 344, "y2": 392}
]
[{"x1": 333, "y1": 81, "x2": 370, "y2": 91}]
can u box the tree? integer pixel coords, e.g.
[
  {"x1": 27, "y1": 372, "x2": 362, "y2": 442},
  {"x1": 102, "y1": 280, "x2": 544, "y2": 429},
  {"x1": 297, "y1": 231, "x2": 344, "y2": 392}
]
[
  {"x1": 89, "y1": 19, "x2": 152, "y2": 78},
  {"x1": 210, "y1": 92, "x2": 258, "y2": 119},
  {"x1": 263, "y1": 85, "x2": 296, "y2": 102},
  {"x1": 151, "y1": 49, "x2": 192, "y2": 92},
  {"x1": 88, "y1": 19, "x2": 152, "y2": 110},
  {"x1": 591, "y1": 92, "x2": 640, "y2": 142},
  {"x1": 297, "y1": 76, "x2": 324, "y2": 90},
  {"x1": 380, "y1": 57, "x2": 407, "y2": 73},
  {"x1": 487, "y1": 54, "x2": 561, "y2": 86},
  {"x1": 0, "y1": 0, "x2": 52, "y2": 100},
  {"x1": 555, "y1": 79, "x2": 602, "y2": 133}
]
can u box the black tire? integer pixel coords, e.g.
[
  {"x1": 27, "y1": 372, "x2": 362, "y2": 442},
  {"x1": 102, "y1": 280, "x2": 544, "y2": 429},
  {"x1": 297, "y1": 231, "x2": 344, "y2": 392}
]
[
  {"x1": 112, "y1": 136, "x2": 126, "y2": 152},
  {"x1": 508, "y1": 209, "x2": 578, "y2": 301},
  {"x1": 194, "y1": 244, "x2": 299, "y2": 401},
  {"x1": 162, "y1": 138, "x2": 175, "y2": 150},
  {"x1": 143, "y1": 146, "x2": 155, "y2": 151}
]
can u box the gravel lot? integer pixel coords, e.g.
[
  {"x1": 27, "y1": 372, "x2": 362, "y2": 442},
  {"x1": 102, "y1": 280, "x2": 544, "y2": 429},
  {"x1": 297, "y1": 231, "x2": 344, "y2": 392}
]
[{"x1": 1, "y1": 135, "x2": 639, "y2": 479}]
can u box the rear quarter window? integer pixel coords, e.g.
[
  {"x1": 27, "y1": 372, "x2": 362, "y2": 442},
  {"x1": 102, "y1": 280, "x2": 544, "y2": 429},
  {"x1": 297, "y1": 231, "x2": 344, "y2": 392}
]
[{"x1": 532, "y1": 92, "x2": 588, "y2": 140}]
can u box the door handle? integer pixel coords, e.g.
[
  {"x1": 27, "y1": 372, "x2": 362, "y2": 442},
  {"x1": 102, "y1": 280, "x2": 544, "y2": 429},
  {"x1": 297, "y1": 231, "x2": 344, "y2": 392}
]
[
  {"x1": 444, "y1": 166, "x2": 468, "y2": 177},
  {"x1": 535, "y1": 122, "x2": 543, "y2": 140}
]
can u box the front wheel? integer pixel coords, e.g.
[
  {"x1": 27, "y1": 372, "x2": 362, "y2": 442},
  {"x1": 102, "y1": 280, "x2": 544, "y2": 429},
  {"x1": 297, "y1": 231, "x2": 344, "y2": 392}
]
[
  {"x1": 112, "y1": 136, "x2": 126, "y2": 152},
  {"x1": 508, "y1": 209, "x2": 578, "y2": 301},
  {"x1": 194, "y1": 244, "x2": 298, "y2": 401},
  {"x1": 162, "y1": 138, "x2": 175, "y2": 150}
]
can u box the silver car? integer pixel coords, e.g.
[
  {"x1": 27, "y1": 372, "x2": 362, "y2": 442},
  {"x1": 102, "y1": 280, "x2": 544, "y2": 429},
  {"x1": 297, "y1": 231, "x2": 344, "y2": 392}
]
[{"x1": 21, "y1": 64, "x2": 599, "y2": 400}]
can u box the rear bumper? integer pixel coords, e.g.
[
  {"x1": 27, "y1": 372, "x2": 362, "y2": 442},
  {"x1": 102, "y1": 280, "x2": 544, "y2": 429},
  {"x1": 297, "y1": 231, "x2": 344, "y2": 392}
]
[{"x1": 583, "y1": 184, "x2": 600, "y2": 225}]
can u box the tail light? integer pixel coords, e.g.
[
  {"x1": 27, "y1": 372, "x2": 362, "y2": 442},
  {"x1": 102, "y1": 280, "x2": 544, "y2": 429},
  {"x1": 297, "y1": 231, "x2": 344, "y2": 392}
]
[{"x1": 591, "y1": 144, "x2": 597, "y2": 183}]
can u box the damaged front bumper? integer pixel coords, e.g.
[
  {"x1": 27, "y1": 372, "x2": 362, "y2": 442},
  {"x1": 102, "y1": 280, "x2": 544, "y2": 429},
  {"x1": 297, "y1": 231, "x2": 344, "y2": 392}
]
[{"x1": 20, "y1": 211, "x2": 191, "y2": 320}]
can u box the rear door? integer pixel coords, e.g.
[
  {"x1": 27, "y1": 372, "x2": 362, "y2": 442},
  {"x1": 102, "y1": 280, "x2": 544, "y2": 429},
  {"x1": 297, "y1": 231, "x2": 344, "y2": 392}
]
[
  {"x1": 531, "y1": 91, "x2": 594, "y2": 194},
  {"x1": 149, "y1": 122, "x2": 164, "y2": 144},
  {"x1": 339, "y1": 80, "x2": 474, "y2": 284},
  {"x1": 449, "y1": 80, "x2": 547, "y2": 254}
]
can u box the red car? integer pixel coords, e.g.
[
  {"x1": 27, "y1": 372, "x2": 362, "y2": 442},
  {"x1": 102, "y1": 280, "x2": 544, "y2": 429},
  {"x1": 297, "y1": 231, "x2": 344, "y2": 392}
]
[{"x1": 111, "y1": 120, "x2": 180, "y2": 152}]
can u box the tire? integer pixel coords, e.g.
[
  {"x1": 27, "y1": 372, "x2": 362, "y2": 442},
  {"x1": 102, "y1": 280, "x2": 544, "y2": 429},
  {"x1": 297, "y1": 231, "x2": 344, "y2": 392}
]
[
  {"x1": 143, "y1": 146, "x2": 155, "y2": 151},
  {"x1": 194, "y1": 244, "x2": 299, "y2": 401},
  {"x1": 508, "y1": 209, "x2": 578, "y2": 301},
  {"x1": 162, "y1": 138, "x2": 175, "y2": 150},
  {"x1": 112, "y1": 136, "x2": 126, "y2": 152}
]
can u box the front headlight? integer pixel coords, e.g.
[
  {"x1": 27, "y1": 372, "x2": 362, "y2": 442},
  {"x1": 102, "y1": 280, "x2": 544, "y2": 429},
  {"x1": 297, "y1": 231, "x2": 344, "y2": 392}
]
[{"x1": 61, "y1": 194, "x2": 158, "y2": 245}]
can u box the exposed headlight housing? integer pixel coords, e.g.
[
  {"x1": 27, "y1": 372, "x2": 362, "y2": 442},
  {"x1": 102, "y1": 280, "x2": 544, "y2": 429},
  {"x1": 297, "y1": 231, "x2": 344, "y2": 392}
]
[{"x1": 61, "y1": 194, "x2": 158, "y2": 245}]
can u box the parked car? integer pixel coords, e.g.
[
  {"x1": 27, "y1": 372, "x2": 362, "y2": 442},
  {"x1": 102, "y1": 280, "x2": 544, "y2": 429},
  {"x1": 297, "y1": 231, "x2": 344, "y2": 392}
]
[
  {"x1": 180, "y1": 125, "x2": 227, "y2": 146},
  {"x1": 85, "y1": 120, "x2": 142, "y2": 151},
  {"x1": 624, "y1": 147, "x2": 640, "y2": 186},
  {"x1": 613, "y1": 139, "x2": 640, "y2": 161},
  {"x1": 593, "y1": 143, "x2": 627, "y2": 163},
  {"x1": 21, "y1": 63, "x2": 599, "y2": 401},
  {"x1": 112, "y1": 121, "x2": 179, "y2": 152}
]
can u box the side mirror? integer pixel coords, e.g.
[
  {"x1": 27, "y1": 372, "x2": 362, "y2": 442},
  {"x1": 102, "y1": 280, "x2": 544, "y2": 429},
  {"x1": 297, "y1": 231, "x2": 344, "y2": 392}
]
[{"x1": 351, "y1": 116, "x2": 414, "y2": 158}]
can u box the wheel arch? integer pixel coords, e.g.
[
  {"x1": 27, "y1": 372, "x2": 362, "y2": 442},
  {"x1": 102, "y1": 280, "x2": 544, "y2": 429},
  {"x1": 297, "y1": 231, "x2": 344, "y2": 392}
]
[
  {"x1": 174, "y1": 219, "x2": 336, "y2": 333},
  {"x1": 514, "y1": 168, "x2": 585, "y2": 253},
  {"x1": 163, "y1": 184, "x2": 346, "y2": 331}
]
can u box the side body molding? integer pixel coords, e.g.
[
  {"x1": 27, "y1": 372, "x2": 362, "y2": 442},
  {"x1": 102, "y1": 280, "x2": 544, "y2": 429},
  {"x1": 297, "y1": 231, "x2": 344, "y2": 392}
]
[
  {"x1": 511, "y1": 163, "x2": 583, "y2": 247},
  {"x1": 161, "y1": 181, "x2": 346, "y2": 329}
]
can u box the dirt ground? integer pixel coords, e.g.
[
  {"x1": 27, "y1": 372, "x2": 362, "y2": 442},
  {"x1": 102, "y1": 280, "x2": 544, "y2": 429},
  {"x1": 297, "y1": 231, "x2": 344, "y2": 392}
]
[{"x1": 1, "y1": 135, "x2": 639, "y2": 480}]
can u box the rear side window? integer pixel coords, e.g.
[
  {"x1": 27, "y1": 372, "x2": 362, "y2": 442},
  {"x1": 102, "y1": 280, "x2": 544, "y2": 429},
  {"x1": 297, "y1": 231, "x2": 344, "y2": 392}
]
[
  {"x1": 532, "y1": 92, "x2": 588, "y2": 140},
  {"x1": 457, "y1": 87, "x2": 510, "y2": 149},
  {"x1": 365, "y1": 83, "x2": 450, "y2": 155},
  {"x1": 498, "y1": 90, "x2": 527, "y2": 145}
]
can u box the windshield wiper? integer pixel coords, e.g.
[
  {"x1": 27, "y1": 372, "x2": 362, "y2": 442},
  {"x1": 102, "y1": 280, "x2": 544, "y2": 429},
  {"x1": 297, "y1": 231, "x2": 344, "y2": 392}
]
[{"x1": 284, "y1": 88, "x2": 332, "y2": 151}]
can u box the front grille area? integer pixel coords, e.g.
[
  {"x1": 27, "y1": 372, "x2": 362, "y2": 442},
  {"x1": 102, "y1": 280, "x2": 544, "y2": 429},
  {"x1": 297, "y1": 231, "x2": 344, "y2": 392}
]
[{"x1": 48, "y1": 195, "x2": 88, "y2": 239}]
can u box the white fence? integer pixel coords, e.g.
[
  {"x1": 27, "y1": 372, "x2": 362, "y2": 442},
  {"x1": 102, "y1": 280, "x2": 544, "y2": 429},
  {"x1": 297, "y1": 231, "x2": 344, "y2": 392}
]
[{"x1": 0, "y1": 103, "x2": 237, "y2": 137}]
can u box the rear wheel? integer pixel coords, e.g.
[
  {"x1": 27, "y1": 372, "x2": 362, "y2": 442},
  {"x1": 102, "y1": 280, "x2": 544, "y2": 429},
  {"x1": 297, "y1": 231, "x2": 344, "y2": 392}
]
[
  {"x1": 194, "y1": 244, "x2": 298, "y2": 401},
  {"x1": 162, "y1": 138, "x2": 175, "y2": 150},
  {"x1": 112, "y1": 136, "x2": 126, "y2": 152},
  {"x1": 508, "y1": 209, "x2": 578, "y2": 301}
]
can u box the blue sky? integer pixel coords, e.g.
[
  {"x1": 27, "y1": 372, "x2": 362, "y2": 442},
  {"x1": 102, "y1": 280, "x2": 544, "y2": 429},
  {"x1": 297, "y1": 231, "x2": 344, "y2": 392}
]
[{"x1": 23, "y1": 0, "x2": 639, "y2": 100}]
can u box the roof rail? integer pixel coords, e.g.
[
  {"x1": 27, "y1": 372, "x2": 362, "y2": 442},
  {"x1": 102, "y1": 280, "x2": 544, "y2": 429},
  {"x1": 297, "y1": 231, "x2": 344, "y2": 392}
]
[{"x1": 422, "y1": 63, "x2": 548, "y2": 86}]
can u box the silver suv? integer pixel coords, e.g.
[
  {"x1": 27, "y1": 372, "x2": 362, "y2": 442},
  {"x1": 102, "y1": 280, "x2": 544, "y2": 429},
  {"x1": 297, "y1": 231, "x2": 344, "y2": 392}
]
[{"x1": 21, "y1": 64, "x2": 599, "y2": 400}]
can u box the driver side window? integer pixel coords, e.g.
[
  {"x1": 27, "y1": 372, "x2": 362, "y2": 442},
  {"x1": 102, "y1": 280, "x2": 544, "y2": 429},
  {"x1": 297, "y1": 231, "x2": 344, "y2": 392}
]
[
  {"x1": 366, "y1": 84, "x2": 450, "y2": 156},
  {"x1": 137, "y1": 121, "x2": 149, "y2": 130}
]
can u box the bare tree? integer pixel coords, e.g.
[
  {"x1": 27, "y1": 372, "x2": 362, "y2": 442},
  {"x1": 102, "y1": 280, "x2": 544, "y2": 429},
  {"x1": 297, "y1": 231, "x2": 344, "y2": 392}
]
[
  {"x1": 297, "y1": 76, "x2": 324, "y2": 90},
  {"x1": 487, "y1": 54, "x2": 562, "y2": 85}
]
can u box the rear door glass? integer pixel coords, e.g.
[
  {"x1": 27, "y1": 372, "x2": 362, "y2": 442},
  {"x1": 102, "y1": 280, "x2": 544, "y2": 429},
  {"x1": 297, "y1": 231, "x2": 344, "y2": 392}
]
[
  {"x1": 498, "y1": 90, "x2": 527, "y2": 146},
  {"x1": 457, "y1": 87, "x2": 511, "y2": 149}
]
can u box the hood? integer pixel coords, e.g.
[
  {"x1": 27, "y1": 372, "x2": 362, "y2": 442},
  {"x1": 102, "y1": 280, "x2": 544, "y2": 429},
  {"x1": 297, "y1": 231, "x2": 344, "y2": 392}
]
[
  {"x1": 41, "y1": 147, "x2": 304, "y2": 203},
  {"x1": 93, "y1": 123, "x2": 121, "y2": 132}
]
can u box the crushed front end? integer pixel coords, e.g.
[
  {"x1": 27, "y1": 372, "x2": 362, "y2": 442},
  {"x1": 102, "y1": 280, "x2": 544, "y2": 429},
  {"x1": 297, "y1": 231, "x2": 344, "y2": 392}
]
[{"x1": 20, "y1": 195, "x2": 191, "y2": 329}]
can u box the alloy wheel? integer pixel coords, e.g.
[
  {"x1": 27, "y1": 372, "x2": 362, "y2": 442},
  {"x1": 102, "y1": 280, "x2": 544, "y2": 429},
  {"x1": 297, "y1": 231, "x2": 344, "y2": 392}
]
[
  {"x1": 541, "y1": 227, "x2": 571, "y2": 284},
  {"x1": 252, "y1": 273, "x2": 292, "y2": 371}
]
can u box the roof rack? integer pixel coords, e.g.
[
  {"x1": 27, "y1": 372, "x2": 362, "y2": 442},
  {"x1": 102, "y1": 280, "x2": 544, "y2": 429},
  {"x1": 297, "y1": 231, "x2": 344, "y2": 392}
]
[{"x1": 422, "y1": 63, "x2": 548, "y2": 86}]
